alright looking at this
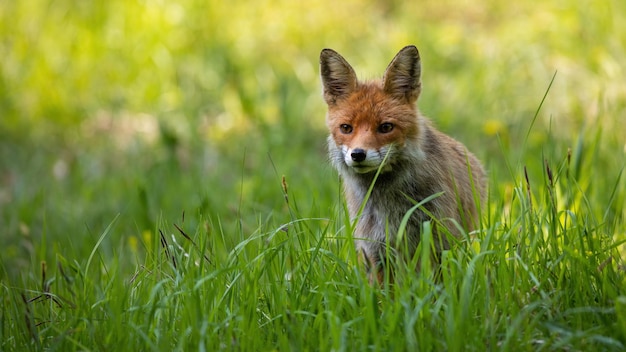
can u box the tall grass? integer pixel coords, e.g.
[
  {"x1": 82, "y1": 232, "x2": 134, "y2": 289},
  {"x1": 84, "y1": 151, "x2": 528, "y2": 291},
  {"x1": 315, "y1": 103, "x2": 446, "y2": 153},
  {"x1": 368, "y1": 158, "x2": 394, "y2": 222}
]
[
  {"x1": 2, "y1": 144, "x2": 623, "y2": 350},
  {"x1": 1, "y1": 0, "x2": 626, "y2": 350},
  {"x1": 3, "y1": 98, "x2": 625, "y2": 350}
]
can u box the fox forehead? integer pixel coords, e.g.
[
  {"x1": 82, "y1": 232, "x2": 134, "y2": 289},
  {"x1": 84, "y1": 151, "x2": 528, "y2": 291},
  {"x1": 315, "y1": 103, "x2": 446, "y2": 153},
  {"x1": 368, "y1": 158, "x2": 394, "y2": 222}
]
[{"x1": 326, "y1": 82, "x2": 419, "y2": 134}]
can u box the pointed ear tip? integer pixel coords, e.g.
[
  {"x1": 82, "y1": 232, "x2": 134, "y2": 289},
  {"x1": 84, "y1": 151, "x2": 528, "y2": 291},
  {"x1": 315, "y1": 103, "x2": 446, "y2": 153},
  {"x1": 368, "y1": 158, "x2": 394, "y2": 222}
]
[
  {"x1": 320, "y1": 48, "x2": 336, "y2": 57},
  {"x1": 403, "y1": 45, "x2": 420, "y2": 56}
]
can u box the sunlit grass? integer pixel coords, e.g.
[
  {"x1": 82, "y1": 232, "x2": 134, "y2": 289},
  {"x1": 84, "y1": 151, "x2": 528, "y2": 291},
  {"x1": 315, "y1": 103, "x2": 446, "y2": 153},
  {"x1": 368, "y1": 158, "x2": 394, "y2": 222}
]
[
  {"x1": 1, "y1": 0, "x2": 626, "y2": 350},
  {"x1": 2, "y1": 152, "x2": 623, "y2": 350}
]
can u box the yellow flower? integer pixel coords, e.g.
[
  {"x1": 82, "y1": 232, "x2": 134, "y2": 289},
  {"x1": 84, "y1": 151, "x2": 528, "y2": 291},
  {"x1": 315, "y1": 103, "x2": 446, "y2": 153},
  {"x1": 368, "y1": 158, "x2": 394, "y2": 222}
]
[
  {"x1": 128, "y1": 235, "x2": 138, "y2": 254},
  {"x1": 142, "y1": 230, "x2": 152, "y2": 246},
  {"x1": 483, "y1": 119, "x2": 505, "y2": 136}
]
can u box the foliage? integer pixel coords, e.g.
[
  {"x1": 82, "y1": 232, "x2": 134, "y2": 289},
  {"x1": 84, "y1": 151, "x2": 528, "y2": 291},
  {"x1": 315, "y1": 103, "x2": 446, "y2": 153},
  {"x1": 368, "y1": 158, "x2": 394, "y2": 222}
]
[{"x1": 1, "y1": 0, "x2": 625, "y2": 350}]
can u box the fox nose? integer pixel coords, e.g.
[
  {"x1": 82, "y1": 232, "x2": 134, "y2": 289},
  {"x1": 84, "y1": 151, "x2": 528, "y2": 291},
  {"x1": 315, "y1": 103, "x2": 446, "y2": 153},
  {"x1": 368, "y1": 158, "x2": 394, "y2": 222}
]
[{"x1": 351, "y1": 149, "x2": 367, "y2": 162}]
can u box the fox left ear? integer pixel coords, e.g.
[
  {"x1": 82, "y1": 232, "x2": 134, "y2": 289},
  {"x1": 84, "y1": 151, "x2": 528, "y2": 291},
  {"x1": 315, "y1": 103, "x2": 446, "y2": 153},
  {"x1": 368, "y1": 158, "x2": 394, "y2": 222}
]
[
  {"x1": 320, "y1": 49, "x2": 358, "y2": 106},
  {"x1": 383, "y1": 45, "x2": 421, "y2": 103}
]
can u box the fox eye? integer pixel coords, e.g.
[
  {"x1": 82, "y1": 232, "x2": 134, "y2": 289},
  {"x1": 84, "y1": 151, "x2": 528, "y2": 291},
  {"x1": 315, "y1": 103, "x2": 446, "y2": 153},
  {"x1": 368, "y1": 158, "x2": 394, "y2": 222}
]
[
  {"x1": 378, "y1": 123, "x2": 394, "y2": 133},
  {"x1": 339, "y1": 124, "x2": 353, "y2": 134}
]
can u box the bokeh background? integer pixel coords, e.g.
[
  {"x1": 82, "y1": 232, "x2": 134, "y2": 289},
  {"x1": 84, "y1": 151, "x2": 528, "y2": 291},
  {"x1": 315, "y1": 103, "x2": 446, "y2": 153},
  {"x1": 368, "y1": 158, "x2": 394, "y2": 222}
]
[{"x1": 2, "y1": 0, "x2": 625, "y2": 278}]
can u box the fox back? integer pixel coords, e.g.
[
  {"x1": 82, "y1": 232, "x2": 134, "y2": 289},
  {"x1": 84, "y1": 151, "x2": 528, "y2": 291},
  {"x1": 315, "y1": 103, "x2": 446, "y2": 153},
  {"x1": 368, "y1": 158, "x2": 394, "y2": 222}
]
[{"x1": 320, "y1": 45, "x2": 486, "y2": 282}]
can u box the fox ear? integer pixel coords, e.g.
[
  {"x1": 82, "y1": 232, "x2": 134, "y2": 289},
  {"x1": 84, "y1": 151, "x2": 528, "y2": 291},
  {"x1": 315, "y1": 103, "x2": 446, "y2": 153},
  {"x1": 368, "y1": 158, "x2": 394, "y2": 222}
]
[
  {"x1": 383, "y1": 45, "x2": 421, "y2": 103},
  {"x1": 320, "y1": 49, "x2": 357, "y2": 105}
]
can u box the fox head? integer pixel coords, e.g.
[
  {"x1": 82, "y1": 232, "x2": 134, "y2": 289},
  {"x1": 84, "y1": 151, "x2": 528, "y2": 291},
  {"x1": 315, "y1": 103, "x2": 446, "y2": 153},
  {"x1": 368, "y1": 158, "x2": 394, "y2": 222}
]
[{"x1": 320, "y1": 45, "x2": 423, "y2": 175}]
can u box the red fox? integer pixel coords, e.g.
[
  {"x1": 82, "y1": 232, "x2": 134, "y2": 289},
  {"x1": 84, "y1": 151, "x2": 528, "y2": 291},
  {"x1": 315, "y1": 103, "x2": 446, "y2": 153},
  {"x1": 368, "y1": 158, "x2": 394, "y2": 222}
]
[{"x1": 320, "y1": 45, "x2": 486, "y2": 283}]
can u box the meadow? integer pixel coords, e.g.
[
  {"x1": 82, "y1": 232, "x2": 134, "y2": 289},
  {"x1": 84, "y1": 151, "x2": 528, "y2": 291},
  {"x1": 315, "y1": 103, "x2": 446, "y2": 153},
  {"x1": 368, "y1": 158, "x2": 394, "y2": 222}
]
[{"x1": 1, "y1": 0, "x2": 626, "y2": 350}]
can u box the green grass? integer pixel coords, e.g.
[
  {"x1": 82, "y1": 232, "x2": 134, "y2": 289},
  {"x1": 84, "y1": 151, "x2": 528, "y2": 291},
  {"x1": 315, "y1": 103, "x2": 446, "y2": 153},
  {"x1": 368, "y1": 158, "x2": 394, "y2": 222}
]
[{"x1": 2, "y1": 0, "x2": 626, "y2": 350}]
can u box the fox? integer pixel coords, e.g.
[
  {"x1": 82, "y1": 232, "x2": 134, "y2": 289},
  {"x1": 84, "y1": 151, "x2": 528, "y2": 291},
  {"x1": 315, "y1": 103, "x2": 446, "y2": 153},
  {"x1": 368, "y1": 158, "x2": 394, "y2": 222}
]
[{"x1": 320, "y1": 45, "x2": 486, "y2": 283}]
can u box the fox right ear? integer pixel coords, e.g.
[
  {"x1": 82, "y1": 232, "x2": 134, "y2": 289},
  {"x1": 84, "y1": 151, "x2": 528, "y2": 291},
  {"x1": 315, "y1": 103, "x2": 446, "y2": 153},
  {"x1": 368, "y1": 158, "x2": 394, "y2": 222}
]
[
  {"x1": 383, "y1": 45, "x2": 421, "y2": 103},
  {"x1": 320, "y1": 49, "x2": 357, "y2": 105}
]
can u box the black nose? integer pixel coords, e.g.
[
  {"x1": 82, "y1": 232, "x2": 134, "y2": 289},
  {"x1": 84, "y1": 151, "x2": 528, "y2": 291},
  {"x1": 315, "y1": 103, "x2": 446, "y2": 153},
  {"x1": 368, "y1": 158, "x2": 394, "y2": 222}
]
[{"x1": 351, "y1": 149, "x2": 366, "y2": 162}]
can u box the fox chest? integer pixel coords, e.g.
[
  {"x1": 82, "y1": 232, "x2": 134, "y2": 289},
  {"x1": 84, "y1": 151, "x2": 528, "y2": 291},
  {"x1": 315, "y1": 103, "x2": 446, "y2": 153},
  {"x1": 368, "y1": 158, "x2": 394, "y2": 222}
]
[{"x1": 344, "y1": 182, "x2": 430, "y2": 243}]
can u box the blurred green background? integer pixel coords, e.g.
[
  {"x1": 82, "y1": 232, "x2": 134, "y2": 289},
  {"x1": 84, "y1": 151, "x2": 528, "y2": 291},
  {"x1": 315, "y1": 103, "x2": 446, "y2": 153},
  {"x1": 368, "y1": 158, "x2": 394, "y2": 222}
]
[{"x1": 1, "y1": 0, "x2": 625, "y2": 279}]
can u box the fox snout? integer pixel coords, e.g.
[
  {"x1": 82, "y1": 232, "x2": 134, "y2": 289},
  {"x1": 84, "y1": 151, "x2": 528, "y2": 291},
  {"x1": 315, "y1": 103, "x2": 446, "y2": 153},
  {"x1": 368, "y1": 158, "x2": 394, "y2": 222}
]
[
  {"x1": 350, "y1": 148, "x2": 367, "y2": 162},
  {"x1": 340, "y1": 145, "x2": 392, "y2": 174}
]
